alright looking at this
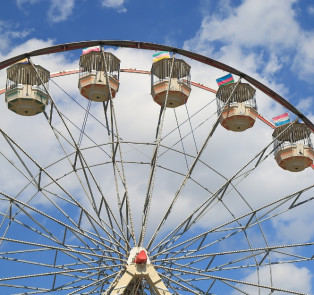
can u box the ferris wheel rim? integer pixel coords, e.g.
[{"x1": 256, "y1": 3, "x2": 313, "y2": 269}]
[{"x1": 0, "y1": 39, "x2": 312, "y2": 131}]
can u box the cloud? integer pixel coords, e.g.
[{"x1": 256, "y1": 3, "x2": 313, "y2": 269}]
[
  {"x1": 0, "y1": 21, "x2": 32, "y2": 53},
  {"x1": 16, "y1": 0, "x2": 75, "y2": 23},
  {"x1": 234, "y1": 264, "x2": 312, "y2": 294},
  {"x1": 308, "y1": 5, "x2": 314, "y2": 15},
  {"x1": 0, "y1": 38, "x2": 55, "y2": 59},
  {"x1": 16, "y1": 0, "x2": 39, "y2": 8},
  {"x1": 293, "y1": 32, "x2": 314, "y2": 80},
  {"x1": 271, "y1": 198, "x2": 314, "y2": 243},
  {"x1": 184, "y1": 0, "x2": 299, "y2": 53},
  {"x1": 296, "y1": 97, "x2": 313, "y2": 113},
  {"x1": 100, "y1": 0, "x2": 126, "y2": 12},
  {"x1": 47, "y1": 0, "x2": 75, "y2": 23},
  {"x1": 184, "y1": 0, "x2": 314, "y2": 84}
]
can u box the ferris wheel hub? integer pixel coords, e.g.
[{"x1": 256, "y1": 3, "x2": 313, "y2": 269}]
[
  {"x1": 108, "y1": 247, "x2": 171, "y2": 294},
  {"x1": 127, "y1": 247, "x2": 150, "y2": 265}
]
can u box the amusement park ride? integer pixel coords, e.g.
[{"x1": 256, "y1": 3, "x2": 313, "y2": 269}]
[{"x1": 0, "y1": 41, "x2": 313, "y2": 294}]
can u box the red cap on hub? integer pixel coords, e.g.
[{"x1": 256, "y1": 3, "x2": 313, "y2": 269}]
[{"x1": 135, "y1": 250, "x2": 148, "y2": 264}]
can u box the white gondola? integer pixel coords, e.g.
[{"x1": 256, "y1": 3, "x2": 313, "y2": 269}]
[
  {"x1": 151, "y1": 58, "x2": 191, "y2": 108},
  {"x1": 272, "y1": 123, "x2": 314, "y2": 172},
  {"x1": 5, "y1": 62, "x2": 49, "y2": 116},
  {"x1": 78, "y1": 51, "x2": 120, "y2": 102},
  {"x1": 216, "y1": 82, "x2": 258, "y2": 132}
]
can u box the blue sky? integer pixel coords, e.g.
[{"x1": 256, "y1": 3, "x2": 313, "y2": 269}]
[{"x1": 0, "y1": 0, "x2": 313, "y2": 294}]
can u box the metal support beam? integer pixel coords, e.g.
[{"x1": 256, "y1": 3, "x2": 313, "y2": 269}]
[{"x1": 109, "y1": 264, "x2": 171, "y2": 295}]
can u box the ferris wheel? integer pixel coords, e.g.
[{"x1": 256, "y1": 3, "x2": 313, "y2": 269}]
[{"x1": 0, "y1": 40, "x2": 313, "y2": 295}]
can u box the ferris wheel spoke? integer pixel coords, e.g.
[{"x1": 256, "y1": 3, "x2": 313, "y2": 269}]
[
  {"x1": 0, "y1": 198, "x2": 100, "y2": 266},
  {"x1": 156, "y1": 157, "x2": 214, "y2": 195},
  {"x1": 209, "y1": 257, "x2": 314, "y2": 273},
  {"x1": 163, "y1": 269, "x2": 205, "y2": 294},
  {"x1": 27, "y1": 187, "x2": 125, "y2": 253},
  {"x1": 76, "y1": 99, "x2": 91, "y2": 153},
  {"x1": 0, "y1": 284, "x2": 50, "y2": 293},
  {"x1": 0, "y1": 192, "x2": 127, "y2": 264},
  {"x1": 58, "y1": 130, "x2": 130, "y2": 251},
  {"x1": 0, "y1": 253, "x2": 108, "y2": 274},
  {"x1": 0, "y1": 206, "x2": 72, "y2": 255},
  {"x1": 41, "y1": 172, "x2": 130, "y2": 252},
  {"x1": 184, "y1": 103, "x2": 199, "y2": 153},
  {"x1": 0, "y1": 228, "x2": 124, "y2": 270},
  {"x1": 0, "y1": 265, "x2": 117, "y2": 294},
  {"x1": 150, "y1": 122, "x2": 313, "y2": 253},
  {"x1": 146, "y1": 80, "x2": 244, "y2": 251},
  {"x1": 28, "y1": 59, "x2": 131, "y2": 249},
  {"x1": 173, "y1": 109, "x2": 190, "y2": 171},
  {"x1": 2, "y1": 135, "x2": 39, "y2": 187},
  {"x1": 0, "y1": 247, "x2": 120, "y2": 267},
  {"x1": 0, "y1": 147, "x2": 48, "y2": 239},
  {"x1": 218, "y1": 197, "x2": 263, "y2": 284},
  {"x1": 153, "y1": 184, "x2": 313, "y2": 260},
  {"x1": 66, "y1": 272, "x2": 115, "y2": 295},
  {"x1": 0, "y1": 128, "x2": 130, "y2": 252},
  {"x1": 158, "y1": 272, "x2": 203, "y2": 294},
  {"x1": 11, "y1": 194, "x2": 101, "y2": 251},
  {"x1": 50, "y1": 69, "x2": 111, "y2": 132},
  {"x1": 2, "y1": 257, "x2": 123, "y2": 292},
  {"x1": 159, "y1": 97, "x2": 216, "y2": 147},
  {"x1": 147, "y1": 122, "x2": 220, "y2": 250},
  {"x1": 233, "y1": 185, "x2": 274, "y2": 290},
  {"x1": 155, "y1": 244, "x2": 314, "y2": 285},
  {"x1": 51, "y1": 268, "x2": 118, "y2": 294},
  {"x1": 100, "y1": 47, "x2": 136, "y2": 245},
  {"x1": 158, "y1": 108, "x2": 218, "y2": 160},
  {"x1": 47, "y1": 119, "x2": 126, "y2": 247},
  {"x1": 0, "y1": 266, "x2": 100, "y2": 282},
  {"x1": 102, "y1": 100, "x2": 136, "y2": 246},
  {"x1": 51, "y1": 74, "x2": 153, "y2": 171},
  {"x1": 0, "y1": 188, "x2": 123, "y2": 257},
  {"x1": 159, "y1": 264, "x2": 310, "y2": 295},
  {"x1": 158, "y1": 143, "x2": 233, "y2": 195},
  {"x1": 0, "y1": 166, "x2": 107, "y2": 253},
  {"x1": 220, "y1": 279, "x2": 251, "y2": 295},
  {"x1": 50, "y1": 75, "x2": 151, "y2": 165},
  {"x1": 138, "y1": 56, "x2": 177, "y2": 247},
  {"x1": 154, "y1": 242, "x2": 314, "y2": 270},
  {"x1": 156, "y1": 206, "x2": 308, "y2": 264},
  {"x1": 0, "y1": 245, "x2": 123, "y2": 285},
  {"x1": 0, "y1": 236, "x2": 107, "y2": 265}
]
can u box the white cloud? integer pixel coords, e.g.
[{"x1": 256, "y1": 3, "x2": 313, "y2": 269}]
[
  {"x1": 184, "y1": 0, "x2": 299, "y2": 52},
  {"x1": 234, "y1": 264, "x2": 312, "y2": 294},
  {"x1": 0, "y1": 38, "x2": 55, "y2": 60},
  {"x1": 184, "y1": 0, "x2": 314, "y2": 83},
  {"x1": 16, "y1": 0, "x2": 75, "y2": 23},
  {"x1": 100, "y1": 0, "x2": 126, "y2": 12},
  {"x1": 271, "y1": 199, "x2": 314, "y2": 243},
  {"x1": 293, "y1": 32, "x2": 314, "y2": 80},
  {"x1": 47, "y1": 0, "x2": 75, "y2": 23},
  {"x1": 263, "y1": 53, "x2": 283, "y2": 76},
  {"x1": 0, "y1": 21, "x2": 32, "y2": 52},
  {"x1": 296, "y1": 97, "x2": 313, "y2": 113},
  {"x1": 308, "y1": 5, "x2": 314, "y2": 15},
  {"x1": 16, "y1": 0, "x2": 39, "y2": 8}
]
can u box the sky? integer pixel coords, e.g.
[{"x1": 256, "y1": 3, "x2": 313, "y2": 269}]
[{"x1": 0, "y1": 0, "x2": 313, "y2": 294}]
